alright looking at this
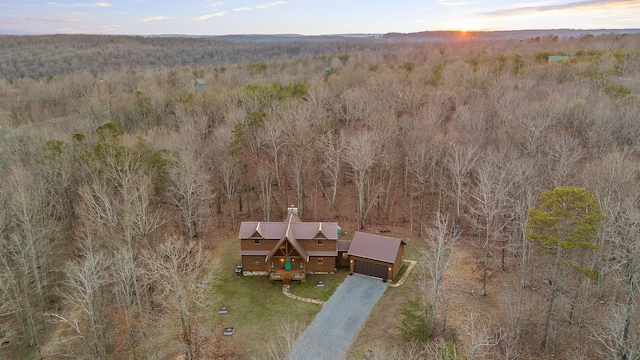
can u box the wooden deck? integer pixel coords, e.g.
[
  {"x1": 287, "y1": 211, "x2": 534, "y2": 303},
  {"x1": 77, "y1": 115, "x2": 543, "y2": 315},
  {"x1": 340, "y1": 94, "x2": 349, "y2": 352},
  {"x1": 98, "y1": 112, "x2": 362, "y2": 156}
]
[{"x1": 269, "y1": 269, "x2": 306, "y2": 285}]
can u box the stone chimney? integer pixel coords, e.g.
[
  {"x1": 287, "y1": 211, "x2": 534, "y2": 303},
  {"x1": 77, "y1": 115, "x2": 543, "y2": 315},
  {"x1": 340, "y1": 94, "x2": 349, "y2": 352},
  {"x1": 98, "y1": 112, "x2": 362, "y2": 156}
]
[{"x1": 287, "y1": 206, "x2": 298, "y2": 217}]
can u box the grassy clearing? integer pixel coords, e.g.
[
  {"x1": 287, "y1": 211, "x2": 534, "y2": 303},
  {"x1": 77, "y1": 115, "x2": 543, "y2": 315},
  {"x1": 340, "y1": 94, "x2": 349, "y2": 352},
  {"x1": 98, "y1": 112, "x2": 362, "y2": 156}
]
[
  {"x1": 204, "y1": 236, "x2": 346, "y2": 359},
  {"x1": 203, "y1": 230, "x2": 415, "y2": 359},
  {"x1": 346, "y1": 231, "x2": 422, "y2": 358},
  {"x1": 288, "y1": 268, "x2": 349, "y2": 301},
  {"x1": 392, "y1": 261, "x2": 410, "y2": 282},
  {"x1": 346, "y1": 266, "x2": 418, "y2": 359}
]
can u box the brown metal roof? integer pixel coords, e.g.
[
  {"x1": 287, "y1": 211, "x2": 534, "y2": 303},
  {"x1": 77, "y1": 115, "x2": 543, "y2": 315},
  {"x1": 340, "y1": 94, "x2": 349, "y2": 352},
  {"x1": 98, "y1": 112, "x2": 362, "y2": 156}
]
[
  {"x1": 286, "y1": 211, "x2": 302, "y2": 223},
  {"x1": 306, "y1": 250, "x2": 338, "y2": 257},
  {"x1": 348, "y1": 232, "x2": 405, "y2": 264},
  {"x1": 289, "y1": 222, "x2": 339, "y2": 240},
  {"x1": 238, "y1": 222, "x2": 260, "y2": 238},
  {"x1": 238, "y1": 222, "x2": 338, "y2": 240},
  {"x1": 239, "y1": 250, "x2": 270, "y2": 256},
  {"x1": 337, "y1": 240, "x2": 352, "y2": 252},
  {"x1": 239, "y1": 210, "x2": 339, "y2": 262},
  {"x1": 238, "y1": 222, "x2": 290, "y2": 239},
  {"x1": 265, "y1": 223, "x2": 310, "y2": 262}
]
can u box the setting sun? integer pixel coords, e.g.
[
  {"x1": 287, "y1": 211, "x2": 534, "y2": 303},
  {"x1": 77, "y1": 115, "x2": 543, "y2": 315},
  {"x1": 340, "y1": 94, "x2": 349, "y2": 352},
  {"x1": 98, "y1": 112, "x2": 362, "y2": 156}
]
[{"x1": 443, "y1": 17, "x2": 490, "y2": 33}]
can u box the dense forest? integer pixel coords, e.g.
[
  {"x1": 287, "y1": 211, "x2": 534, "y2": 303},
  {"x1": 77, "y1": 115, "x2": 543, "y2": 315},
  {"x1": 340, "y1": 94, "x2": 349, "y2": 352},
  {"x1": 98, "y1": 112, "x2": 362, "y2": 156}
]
[{"x1": 1, "y1": 32, "x2": 640, "y2": 359}]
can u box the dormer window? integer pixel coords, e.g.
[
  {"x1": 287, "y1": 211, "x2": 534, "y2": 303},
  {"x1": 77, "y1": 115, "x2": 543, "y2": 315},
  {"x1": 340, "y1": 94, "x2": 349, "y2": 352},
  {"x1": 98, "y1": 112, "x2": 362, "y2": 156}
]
[
  {"x1": 254, "y1": 239, "x2": 260, "y2": 245},
  {"x1": 317, "y1": 239, "x2": 323, "y2": 246}
]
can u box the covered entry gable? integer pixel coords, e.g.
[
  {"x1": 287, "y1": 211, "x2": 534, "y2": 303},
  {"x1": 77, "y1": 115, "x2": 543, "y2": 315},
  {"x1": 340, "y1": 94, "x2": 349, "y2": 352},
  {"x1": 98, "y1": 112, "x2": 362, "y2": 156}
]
[{"x1": 265, "y1": 223, "x2": 309, "y2": 262}]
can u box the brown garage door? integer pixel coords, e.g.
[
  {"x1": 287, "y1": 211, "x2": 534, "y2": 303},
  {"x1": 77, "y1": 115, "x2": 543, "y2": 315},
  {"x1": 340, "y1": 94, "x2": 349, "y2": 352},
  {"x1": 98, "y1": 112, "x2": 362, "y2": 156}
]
[{"x1": 354, "y1": 260, "x2": 388, "y2": 280}]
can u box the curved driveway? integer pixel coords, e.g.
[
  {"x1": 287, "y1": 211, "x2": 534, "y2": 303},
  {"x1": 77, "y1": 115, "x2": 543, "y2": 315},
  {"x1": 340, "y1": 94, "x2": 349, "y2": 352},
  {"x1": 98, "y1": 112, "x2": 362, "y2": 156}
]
[{"x1": 286, "y1": 274, "x2": 388, "y2": 360}]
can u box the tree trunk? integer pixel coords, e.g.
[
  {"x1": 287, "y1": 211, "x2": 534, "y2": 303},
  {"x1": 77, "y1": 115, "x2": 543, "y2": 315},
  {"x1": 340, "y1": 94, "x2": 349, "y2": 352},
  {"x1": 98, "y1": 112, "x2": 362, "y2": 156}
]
[
  {"x1": 482, "y1": 249, "x2": 488, "y2": 296},
  {"x1": 541, "y1": 246, "x2": 562, "y2": 349}
]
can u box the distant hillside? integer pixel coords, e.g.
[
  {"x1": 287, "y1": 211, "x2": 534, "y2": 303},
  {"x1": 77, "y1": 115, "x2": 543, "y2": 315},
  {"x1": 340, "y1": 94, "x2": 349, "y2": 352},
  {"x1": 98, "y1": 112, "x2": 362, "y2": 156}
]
[
  {"x1": 150, "y1": 33, "x2": 383, "y2": 42},
  {"x1": 1, "y1": 29, "x2": 639, "y2": 79},
  {"x1": 382, "y1": 28, "x2": 640, "y2": 41},
  {"x1": 153, "y1": 29, "x2": 640, "y2": 42},
  {"x1": 0, "y1": 34, "x2": 388, "y2": 79}
]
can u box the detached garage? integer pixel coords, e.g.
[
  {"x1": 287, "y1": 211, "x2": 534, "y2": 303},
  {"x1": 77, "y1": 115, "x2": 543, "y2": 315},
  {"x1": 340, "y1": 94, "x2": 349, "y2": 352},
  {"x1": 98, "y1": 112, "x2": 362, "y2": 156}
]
[{"x1": 348, "y1": 232, "x2": 405, "y2": 281}]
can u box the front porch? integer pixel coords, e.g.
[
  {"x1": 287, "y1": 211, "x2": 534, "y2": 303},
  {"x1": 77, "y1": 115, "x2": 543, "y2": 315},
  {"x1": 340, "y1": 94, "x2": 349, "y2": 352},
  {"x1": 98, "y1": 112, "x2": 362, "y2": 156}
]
[{"x1": 269, "y1": 269, "x2": 306, "y2": 285}]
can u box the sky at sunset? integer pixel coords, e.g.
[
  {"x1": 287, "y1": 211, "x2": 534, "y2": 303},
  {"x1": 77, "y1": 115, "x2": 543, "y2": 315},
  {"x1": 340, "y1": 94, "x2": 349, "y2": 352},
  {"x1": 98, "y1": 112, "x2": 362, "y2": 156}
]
[{"x1": 1, "y1": 0, "x2": 639, "y2": 35}]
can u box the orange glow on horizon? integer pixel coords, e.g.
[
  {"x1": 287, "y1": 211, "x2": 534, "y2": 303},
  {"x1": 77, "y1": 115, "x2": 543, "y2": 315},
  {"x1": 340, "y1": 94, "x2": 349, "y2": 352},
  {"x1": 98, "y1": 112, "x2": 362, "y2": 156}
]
[{"x1": 440, "y1": 18, "x2": 495, "y2": 34}]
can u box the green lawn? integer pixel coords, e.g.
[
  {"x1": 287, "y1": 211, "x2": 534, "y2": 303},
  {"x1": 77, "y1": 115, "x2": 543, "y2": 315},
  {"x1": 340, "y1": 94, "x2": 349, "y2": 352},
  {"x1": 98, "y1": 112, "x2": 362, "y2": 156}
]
[
  {"x1": 392, "y1": 261, "x2": 410, "y2": 282},
  {"x1": 204, "y1": 236, "x2": 349, "y2": 359},
  {"x1": 203, "y1": 234, "x2": 419, "y2": 359},
  {"x1": 288, "y1": 268, "x2": 350, "y2": 301}
]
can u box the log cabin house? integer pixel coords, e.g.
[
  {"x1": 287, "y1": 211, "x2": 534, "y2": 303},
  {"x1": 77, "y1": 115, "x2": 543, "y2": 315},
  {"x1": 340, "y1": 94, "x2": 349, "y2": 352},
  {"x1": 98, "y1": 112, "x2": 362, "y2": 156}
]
[{"x1": 238, "y1": 207, "x2": 405, "y2": 284}]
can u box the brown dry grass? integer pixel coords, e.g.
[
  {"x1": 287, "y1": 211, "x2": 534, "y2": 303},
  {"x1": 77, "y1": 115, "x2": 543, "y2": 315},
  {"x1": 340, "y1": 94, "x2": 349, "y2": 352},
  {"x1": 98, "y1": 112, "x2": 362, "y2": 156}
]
[{"x1": 345, "y1": 224, "x2": 608, "y2": 360}]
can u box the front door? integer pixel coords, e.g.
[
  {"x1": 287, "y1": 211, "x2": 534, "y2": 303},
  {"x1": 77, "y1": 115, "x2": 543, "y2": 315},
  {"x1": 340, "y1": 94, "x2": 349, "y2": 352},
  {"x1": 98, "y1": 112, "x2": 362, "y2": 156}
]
[{"x1": 284, "y1": 257, "x2": 292, "y2": 271}]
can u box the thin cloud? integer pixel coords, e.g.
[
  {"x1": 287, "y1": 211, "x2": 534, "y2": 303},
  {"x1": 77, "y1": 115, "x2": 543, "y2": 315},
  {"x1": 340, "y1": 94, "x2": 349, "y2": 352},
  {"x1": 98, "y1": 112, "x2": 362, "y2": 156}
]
[
  {"x1": 255, "y1": 1, "x2": 286, "y2": 9},
  {"x1": 101, "y1": 24, "x2": 122, "y2": 31},
  {"x1": 437, "y1": 0, "x2": 484, "y2": 6},
  {"x1": 26, "y1": 13, "x2": 84, "y2": 23},
  {"x1": 193, "y1": 11, "x2": 226, "y2": 20},
  {"x1": 46, "y1": 2, "x2": 112, "y2": 7},
  {"x1": 138, "y1": 15, "x2": 176, "y2": 22},
  {"x1": 205, "y1": 1, "x2": 223, "y2": 8},
  {"x1": 509, "y1": 1, "x2": 555, "y2": 7},
  {"x1": 233, "y1": 7, "x2": 252, "y2": 11},
  {"x1": 58, "y1": 27, "x2": 83, "y2": 33},
  {"x1": 478, "y1": 0, "x2": 640, "y2": 17}
]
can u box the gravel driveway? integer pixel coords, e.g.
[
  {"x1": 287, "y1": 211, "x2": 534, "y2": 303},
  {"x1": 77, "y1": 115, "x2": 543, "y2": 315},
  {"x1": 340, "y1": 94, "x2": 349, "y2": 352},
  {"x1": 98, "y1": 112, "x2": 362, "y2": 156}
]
[{"x1": 286, "y1": 273, "x2": 388, "y2": 360}]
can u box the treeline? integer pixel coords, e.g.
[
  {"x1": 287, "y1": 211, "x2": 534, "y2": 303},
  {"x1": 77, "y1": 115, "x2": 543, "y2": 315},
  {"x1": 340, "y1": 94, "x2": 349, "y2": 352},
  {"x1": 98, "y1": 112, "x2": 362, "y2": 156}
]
[
  {"x1": 0, "y1": 33, "x2": 640, "y2": 358},
  {"x1": 0, "y1": 34, "x2": 392, "y2": 79}
]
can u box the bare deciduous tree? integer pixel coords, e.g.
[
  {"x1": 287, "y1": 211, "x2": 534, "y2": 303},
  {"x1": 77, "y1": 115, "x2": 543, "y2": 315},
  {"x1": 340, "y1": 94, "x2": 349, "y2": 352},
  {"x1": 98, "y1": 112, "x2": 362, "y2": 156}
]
[
  {"x1": 145, "y1": 237, "x2": 208, "y2": 360},
  {"x1": 263, "y1": 318, "x2": 306, "y2": 360},
  {"x1": 463, "y1": 313, "x2": 502, "y2": 360},
  {"x1": 446, "y1": 141, "x2": 479, "y2": 235},
  {"x1": 420, "y1": 212, "x2": 458, "y2": 335},
  {"x1": 255, "y1": 160, "x2": 275, "y2": 221},
  {"x1": 597, "y1": 201, "x2": 640, "y2": 360},
  {"x1": 469, "y1": 151, "x2": 514, "y2": 296},
  {"x1": 169, "y1": 150, "x2": 213, "y2": 241},
  {"x1": 546, "y1": 133, "x2": 584, "y2": 187},
  {"x1": 217, "y1": 151, "x2": 242, "y2": 230},
  {"x1": 318, "y1": 131, "x2": 347, "y2": 213},
  {"x1": 594, "y1": 303, "x2": 640, "y2": 360},
  {"x1": 0, "y1": 166, "x2": 58, "y2": 355},
  {"x1": 407, "y1": 138, "x2": 440, "y2": 236},
  {"x1": 48, "y1": 232, "x2": 111, "y2": 358},
  {"x1": 282, "y1": 102, "x2": 319, "y2": 216},
  {"x1": 345, "y1": 131, "x2": 378, "y2": 229}
]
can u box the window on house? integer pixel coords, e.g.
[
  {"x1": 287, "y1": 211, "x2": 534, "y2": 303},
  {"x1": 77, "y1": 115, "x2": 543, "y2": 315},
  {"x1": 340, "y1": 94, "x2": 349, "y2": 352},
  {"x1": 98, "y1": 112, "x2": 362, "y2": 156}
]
[
  {"x1": 317, "y1": 258, "x2": 324, "y2": 265},
  {"x1": 342, "y1": 252, "x2": 349, "y2": 259},
  {"x1": 254, "y1": 258, "x2": 261, "y2": 265},
  {"x1": 317, "y1": 239, "x2": 323, "y2": 246},
  {"x1": 254, "y1": 239, "x2": 260, "y2": 245}
]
